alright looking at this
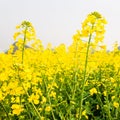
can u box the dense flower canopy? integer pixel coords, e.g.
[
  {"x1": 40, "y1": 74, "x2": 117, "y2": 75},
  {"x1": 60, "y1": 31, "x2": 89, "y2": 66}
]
[{"x1": 0, "y1": 12, "x2": 120, "y2": 120}]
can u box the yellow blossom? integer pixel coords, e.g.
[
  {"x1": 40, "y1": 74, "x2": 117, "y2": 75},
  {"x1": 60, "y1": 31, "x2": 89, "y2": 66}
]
[
  {"x1": 41, "y1": 96, "x2": 47, "y2": 104},
  {"x1": 11, "y1": 104, "x2": 24, "y2": 115},
  {"x1": 28, "y1": 93, "x2": 40, "y2": 105},
  {"x1": 45, "y1": 106, "x2": 51, "y2": 112},
  {"x1": 0, "y1": 90, "x2": 4, "y2": 101},
  {"x1": 113, "y1": 102, "x2": 119, "y2": 108},
  {"x1": 96, "y1": 105, "x2": 99, "y2": 110},
  {"x1": 90, "y1": 88, "x2": 97, "y2": 95},
  {"x1": 82, "y1": 110, "x2": 88, "y2": 119},
  {"x1": 103, "y1": 91, "x2": 107, "y2": 96},
  {"x1": 50, "y1": 91, "x2": 56, "y2": 98},
  {"x1": 111, "y1": 96, "x2": 115, "y2": 100}
]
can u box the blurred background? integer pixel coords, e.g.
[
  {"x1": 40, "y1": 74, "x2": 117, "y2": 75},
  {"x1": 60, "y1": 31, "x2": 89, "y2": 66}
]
[{"x1": 0, "y1": 0, "x2": 120, "y2": 51}]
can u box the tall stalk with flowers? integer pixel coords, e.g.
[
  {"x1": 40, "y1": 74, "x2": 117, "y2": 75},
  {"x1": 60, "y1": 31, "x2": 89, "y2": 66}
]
[
  {"x1": 13, "y1": 21, "x2": 36, "y2": 64},
  {"x1": 76, "y1": 11, "x2": 107, "y2": 119},
  {"x1": 13, "y1": 21, "x2": 41, "y2": 119}
]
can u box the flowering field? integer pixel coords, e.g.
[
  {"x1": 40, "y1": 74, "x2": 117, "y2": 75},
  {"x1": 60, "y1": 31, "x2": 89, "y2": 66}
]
[{"x1": 0, "y1": 12, "x2": 120, "y2": 120}]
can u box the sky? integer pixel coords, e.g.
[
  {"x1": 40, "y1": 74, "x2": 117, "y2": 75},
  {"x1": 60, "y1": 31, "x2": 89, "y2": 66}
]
[{"x1": 0, "y1": 0, "x2": 120, "y2": 51}]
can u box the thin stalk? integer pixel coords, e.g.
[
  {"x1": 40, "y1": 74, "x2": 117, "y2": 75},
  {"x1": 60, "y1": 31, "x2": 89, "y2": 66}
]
[
  {"x1": 105, "y1": 87, "x2": 112, "y2": 120},
  {"x1": 22, "y1": 27, "x2": 27, "y2": 64},
  {"x1": 0, "y1": 102, "x2": 11, "y2": 120},
  {"x1": 78, "y1": 33, "x2": 92, "y2": 120},
  {"x1": 42, "y1": 74, "x2": 56, "y2": 120},
  {"x1": 72, "y1": 41, "x2": 78, "y2": 99},
  {"x1": 21, "y1": 81, "x2": 41, "y2": 119},
  {"x1": 48, "y1": 96, "x2": 56, "y2": 120},
  {"x1": 19, "y1": 24, "x2": 41, "y2": 119},
  {"x1": 24, "y1": 103, "x2": 32, "y2": 119},
  {"x1": 18, "y1": 76, "x2": 41, "y2": 119}
]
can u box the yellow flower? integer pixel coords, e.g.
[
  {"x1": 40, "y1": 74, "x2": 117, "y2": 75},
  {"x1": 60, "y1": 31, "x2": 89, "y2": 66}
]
[
  {"x1": 76, "y1": 113, "x2": 79, "y2": 118},
  {"x1": 82, "y1": 110, "x2": 86, "y2": 116},
  {"x1": 45, "y1": 106, "x2": 51, "y2": 112},
  {"x1": 96, "y1": 105, "x2": 99, "y2": 110},
  {"x1": 15, "y1": 97, "x2": 20, "y2": 103},
  {"x1": 50, "y1": 91, "x2": 56, "y2": 98},
  {"x1": 39, "y1": 107, "x2": 43, "y2": 111},
  {"x1": 41, "y1": 96, "x2": 47, "y2": 104},
  {"x1": 80, "y1": 11, "x2": 107, "y2": 40},
  {"x1": 34, "y1": 99, "x2": 39, "y2": 105},
  {"x1": 110, "y1": 77, "x2": 115, "y2": 83},
  {"x1": 99, "y1": 45, "x2": 106, "y2": 49},
  {"x1": 13, "y1": 32, "x2": 21, "y2": 40},
  {"x1": 41, "y1": 116, "x2": 45, "y2": 120},
  {"x1": 103, "y1": 91, "x2": 107, "y2": 96},
  {"x1": 28, "y1": 93, "x2": 40, "y2": 105},
  {"x1": 90, "y1": 88, "x2": 97, "y2": 95},
  {"x1": 11, "y1": 104, "x2": 24, "y2": 115},
  {"x1": 11, "y1": 97, "x2": 15, "y2": 102},
  {"x1": 113, "y1": 102, "x2": 119, "y2": 108},
  {"x1": 111, "y1": 96, "x2": 115, "y2": 100},
  {"x1": 0, "y1": 90, "x2": 4, "y2": 101},
  {"x1": 82, "y1": 110, "x2": 88, "y2": 119}
]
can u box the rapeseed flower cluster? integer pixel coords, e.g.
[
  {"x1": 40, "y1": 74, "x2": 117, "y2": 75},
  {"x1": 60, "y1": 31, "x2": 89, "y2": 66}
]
[{"x1": 0, "y1": 12, "x2": 120, "y2": 119}]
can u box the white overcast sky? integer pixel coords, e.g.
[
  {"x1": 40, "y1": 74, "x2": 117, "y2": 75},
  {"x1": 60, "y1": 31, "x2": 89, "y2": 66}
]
[{"x1": 0, "y1": 0, "x2": 120, "y2": 51}]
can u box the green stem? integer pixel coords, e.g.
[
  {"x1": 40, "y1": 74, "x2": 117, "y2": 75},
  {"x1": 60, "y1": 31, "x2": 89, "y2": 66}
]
[
  {"x1": 72, "y1": 41, "x2": 78, "y2": 99},
  {"x1": 78, "y1": 33, "x2": 92, "y2": 120},
  {"x1": 0, "y1": 102, "x2": 11, "y2": 120},
  {"x1": 21, "y1": 80, "x2": 41, "y2": 119},
  {"x1": 17, "y1": 24, "x2": 41, "y2": 119},
  {"x1": 48, "y1": 96, "x2": 56, "y2": 120},
  {"x1": 105, "y1": 87, "x2": 112, "y2": 120},
  {"x1": 22, "y1": 27, "x2": 27, "y2": 64},
  {"x1": 17, "y1": 70, "x2": 41, "y2": 119},
  {"x1": 45, "y1": 79, "x2": 56, "y2": 119},
  {"x1": 24, "y1": 103, "x2": 32, "y2": 119}
]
